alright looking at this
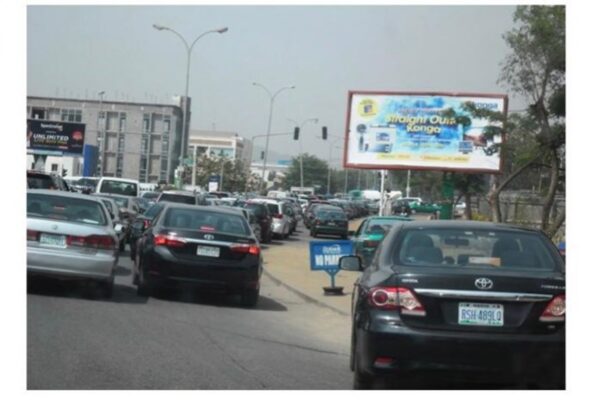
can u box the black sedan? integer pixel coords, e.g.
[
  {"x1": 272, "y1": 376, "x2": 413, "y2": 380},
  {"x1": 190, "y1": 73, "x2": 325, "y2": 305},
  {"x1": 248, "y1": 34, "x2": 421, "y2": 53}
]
[
  {"x1": 133, "y1": 204, "x2": 262, "y2": 307},
  {"x1": 340, "y1": 220, "x2": 565, "y2": 389}
]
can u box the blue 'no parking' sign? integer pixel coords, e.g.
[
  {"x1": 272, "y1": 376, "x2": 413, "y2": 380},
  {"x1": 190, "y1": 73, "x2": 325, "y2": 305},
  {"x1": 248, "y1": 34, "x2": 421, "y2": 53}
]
[{"x1": 309, "y1": 240, "x2": 354, "y2": 275}]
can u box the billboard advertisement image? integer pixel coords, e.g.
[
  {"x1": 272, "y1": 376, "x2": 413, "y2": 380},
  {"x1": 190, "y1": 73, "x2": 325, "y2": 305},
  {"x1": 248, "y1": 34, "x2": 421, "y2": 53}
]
[
  {"x1": 343, "y1": 91, "x2": 508, "y2": 173},
  {"x1": 27, "y1": 119, "x2": 86, "y2": 156}
]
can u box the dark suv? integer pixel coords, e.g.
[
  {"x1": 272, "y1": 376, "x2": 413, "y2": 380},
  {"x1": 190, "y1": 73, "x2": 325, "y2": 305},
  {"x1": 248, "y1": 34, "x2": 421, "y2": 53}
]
[
  {"x1": 27, "y1": 170, "x2": 70, "y2": 191},
  {"x1": 244, "y1": 202, "x2": 273, "y2": 243}
]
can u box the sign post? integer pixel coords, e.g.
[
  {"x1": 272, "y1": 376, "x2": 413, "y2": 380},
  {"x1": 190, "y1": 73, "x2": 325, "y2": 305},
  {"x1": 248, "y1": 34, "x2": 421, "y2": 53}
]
[{"x1": 309, "y1": 240, "x2": 354, "y2": 295}]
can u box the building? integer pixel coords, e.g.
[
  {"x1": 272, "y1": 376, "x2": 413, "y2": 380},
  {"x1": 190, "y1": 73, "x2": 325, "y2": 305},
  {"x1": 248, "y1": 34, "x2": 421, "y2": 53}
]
[
  {"x1": 188, "y1": 130, "x2": 252, "y2": 168},
  {"x1": 250, "y1": 161, "x2": 291, "y2": 190},
  {"x1": 26, "y1": 95, "x2": 188, "y2": 183}
]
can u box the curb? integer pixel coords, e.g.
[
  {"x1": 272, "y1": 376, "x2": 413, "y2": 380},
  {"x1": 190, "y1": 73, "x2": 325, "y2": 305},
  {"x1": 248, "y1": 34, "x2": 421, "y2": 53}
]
[{"x1": 262, "y1": 268, "x2": 350, "y2": 317}]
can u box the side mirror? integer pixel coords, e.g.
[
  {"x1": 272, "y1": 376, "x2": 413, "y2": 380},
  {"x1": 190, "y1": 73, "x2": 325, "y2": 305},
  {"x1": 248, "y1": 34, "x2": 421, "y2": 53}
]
[
  {"x1": 339, "y1": 255, "x2": 362, "y2": 272},
  {"x1": 114, "y1": 223, "x2": 124, "y2": 234}
]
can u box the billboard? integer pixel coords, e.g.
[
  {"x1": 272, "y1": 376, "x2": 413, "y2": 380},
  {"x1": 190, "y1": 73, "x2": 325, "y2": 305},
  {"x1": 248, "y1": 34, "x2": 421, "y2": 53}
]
[
  {"x1": 343, "y1": 91, "x2": 508, "y2": 173},
  {"x1": 27, "y1": 119, "x2": 86, "y2": 156}
]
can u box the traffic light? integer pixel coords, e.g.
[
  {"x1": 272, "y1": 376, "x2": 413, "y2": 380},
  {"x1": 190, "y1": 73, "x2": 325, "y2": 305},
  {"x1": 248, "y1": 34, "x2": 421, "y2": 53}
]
[
  {"x1": 322, "y1": 126, "x2": 328, "y2": 140},
  {"x1": 293, "y1": 127, "x2": 300, "y2": 140}
]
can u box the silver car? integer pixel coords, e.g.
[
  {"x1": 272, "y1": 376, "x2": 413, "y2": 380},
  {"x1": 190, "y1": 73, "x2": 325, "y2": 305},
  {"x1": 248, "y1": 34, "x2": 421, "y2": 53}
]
[{"x1": 27, "y1": 190, "x2": 122, "y2": 297}]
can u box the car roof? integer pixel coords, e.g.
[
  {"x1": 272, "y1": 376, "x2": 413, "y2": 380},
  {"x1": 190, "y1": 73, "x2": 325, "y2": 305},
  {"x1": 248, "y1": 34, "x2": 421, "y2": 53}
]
[
  {"x1": 98, "y1": 177, "x2": 139, "y2": 184},
  {"x1": 28, "y1": 189, "x2": 103, "y2": 202},
  {"x1": 160, "y1": 190, "x2": 196, "y2": 196},
  {"x1": 395, "y1": 220, "x2": 540, "y2": 233},
  {"x1": 162, "y1": 203, "x2": 246, "y2": 216}
]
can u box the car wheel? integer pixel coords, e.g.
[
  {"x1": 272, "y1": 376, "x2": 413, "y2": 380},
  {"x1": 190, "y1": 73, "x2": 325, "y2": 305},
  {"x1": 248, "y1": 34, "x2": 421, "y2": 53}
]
[
  {"x1": 240, "y1": 287, "x2": 259, "y2": 308},
  {"x1": 353, "y1": 351, "x2": 374, "y2": 390},
  {"x1": 136, "y1": 263, "x2": 153, "y2": 297},
  {"x1": 99, "y1": 277, "x2": 114, "y2": 299}
]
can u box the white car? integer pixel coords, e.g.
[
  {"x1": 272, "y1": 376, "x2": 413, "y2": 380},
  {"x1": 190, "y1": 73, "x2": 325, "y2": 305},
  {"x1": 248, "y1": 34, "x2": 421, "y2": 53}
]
[
  {"x1": 248, "y1": 198, "x2": 291, "y2": 239},
  {"x1": 96, "y1": 177, "x2": 139, "y2": 197}
]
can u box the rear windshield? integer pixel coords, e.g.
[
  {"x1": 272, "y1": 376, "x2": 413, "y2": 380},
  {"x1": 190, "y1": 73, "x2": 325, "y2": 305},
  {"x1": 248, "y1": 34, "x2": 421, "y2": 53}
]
[
  {"x1": 316, "y1": 209, "x2": 346, "y2": 220},
  {"x1": 162, "y1": 208, "x2": 250, "y2": 236},
  {"x1": 27, "y1": 193, "x2": 108, "y2": 226},
  {"x1": 78, "y1": 178, "x2": 99, "y2": 188},
  {"x1": 365, "y1": 219, "x2": 403, "y2": 234},
  {"x1": 144, "y1": 203, "x2": 165, "y2": 219},
  {"x1": 142, "y1": 192, "x2": 160, "y2": 200},
  {"x1": 244, "y1": 203, "x2": 267, "y2": 218},
  {"x1": 28, "y1": 174, "x2": 54, "y2": 189},
  {"x1": 159, "y1": 193, "x2": 196, "y2": 205},
  {"x1": 266, "y1": 204, "x2": 279, "y2": 215},
  {"x1": 393, "y1": 228, "x2": 560, "y2": 272},
  {"x1": 101, "y1": 196, "x2": 128, "y2": 209},
  {"x1": 99, "y1": 180, "x2": 137, "y2": 196}
]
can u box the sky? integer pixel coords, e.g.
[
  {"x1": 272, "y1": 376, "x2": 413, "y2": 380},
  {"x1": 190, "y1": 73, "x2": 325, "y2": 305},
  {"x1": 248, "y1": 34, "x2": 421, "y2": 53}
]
[{"x1": 27, "y1": 5, "x2": 524, "y2": 166}]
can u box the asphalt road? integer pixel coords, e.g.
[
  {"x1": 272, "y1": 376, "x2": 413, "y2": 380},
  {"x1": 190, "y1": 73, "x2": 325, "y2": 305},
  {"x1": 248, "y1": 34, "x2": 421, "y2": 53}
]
[{"x1": 27, "y1": 227, "x2": 353, "y2": 389}]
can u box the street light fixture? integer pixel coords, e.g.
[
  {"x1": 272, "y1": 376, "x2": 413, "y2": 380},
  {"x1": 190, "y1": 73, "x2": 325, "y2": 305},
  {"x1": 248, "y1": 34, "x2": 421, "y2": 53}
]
[
  {"x1": 252, "y1": 82, "x2": 295, "y2": 190},
  {"x1": 153, "y1": 23, "x2": 228, "y2": 186},
  {"x1": 287, "y1": 117, "x2": 318, "y2": 188}
]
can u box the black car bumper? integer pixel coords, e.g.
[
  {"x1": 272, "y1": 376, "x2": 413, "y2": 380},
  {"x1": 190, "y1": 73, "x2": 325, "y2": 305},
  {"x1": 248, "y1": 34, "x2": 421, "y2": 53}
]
[
  {"x1": 314, "y1": 225, "x2": 348, "y2": 236},
  {"x1": 356, "y1": 324, "x2": 565, "y2": 386},
  {"x1": 143, "y1": 248, "x2": 261, "y2": 292}
]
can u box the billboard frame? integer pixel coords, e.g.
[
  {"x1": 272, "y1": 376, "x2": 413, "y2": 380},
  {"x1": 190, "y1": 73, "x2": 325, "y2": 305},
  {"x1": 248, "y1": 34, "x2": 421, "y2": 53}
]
[{"x1": 343, "y1": 90, "x2": 509, "y2": 174}]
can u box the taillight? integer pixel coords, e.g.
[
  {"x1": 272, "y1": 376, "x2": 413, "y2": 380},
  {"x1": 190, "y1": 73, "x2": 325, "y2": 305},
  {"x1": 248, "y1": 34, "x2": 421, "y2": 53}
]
[
  {"x1": 368, "y1": 287, "x2": 426, "y2": 316},
  {"x1": 230, "y1": 244, "x2": 261, "y2": 256},
  {"x1": 67, "y1": 235, "x2": 115, "y2": 250},
  {"x1": 143, "y1": 219, "x2": 152, "y2": 229},
  {"x1": 364, "y1": 240, "x2": 380, "y2": 248},
  {"x1": 315, "y1": 219, "x2": 322, "y2": 225},
  {"x1": 27, "y1": 229, "x2": 39, "y2": 241},
  {"x1": 154, "y1": 234, "x2": 186, "y2": 248},
  {"x1": 540, "y1": 294, "x2": 565, "y2": 322},
  {"x1": 273, "y1": 213, "x2": 283, "y2": 219}
]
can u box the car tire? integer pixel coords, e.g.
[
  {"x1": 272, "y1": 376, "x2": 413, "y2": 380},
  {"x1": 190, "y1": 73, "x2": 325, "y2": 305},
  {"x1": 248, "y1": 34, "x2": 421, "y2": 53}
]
[
  {"x1": 240, "y1": 288, "x2": 259, "y2": 308},
  {"x1": 99, "y1": 278, "x2": 114, "y2": 299},
  {"x1": 136, "y1": 264, "x2": 154, "y2": 297},
  {"x1": 353, "y1": 352, "x2": 374, "y2": 390}
]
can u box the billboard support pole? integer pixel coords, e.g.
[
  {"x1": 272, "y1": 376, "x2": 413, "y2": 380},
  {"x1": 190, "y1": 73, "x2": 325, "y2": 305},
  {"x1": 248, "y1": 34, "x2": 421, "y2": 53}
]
[
  {"x1": 379, "y1": 169, "x2": 386, "y2": 216},
  {"x1": 440, "y1": 172, "x2": 454, "y2": 220}
]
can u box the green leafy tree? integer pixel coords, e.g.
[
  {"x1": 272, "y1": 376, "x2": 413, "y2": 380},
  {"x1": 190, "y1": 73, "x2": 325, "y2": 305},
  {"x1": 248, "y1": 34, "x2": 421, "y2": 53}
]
[
  {"x1": 488, "y1": 5, "x2": 565, "y2": 237},
  {"x1": 282, "y1": 153, "x2": 329, "y2": 190}
]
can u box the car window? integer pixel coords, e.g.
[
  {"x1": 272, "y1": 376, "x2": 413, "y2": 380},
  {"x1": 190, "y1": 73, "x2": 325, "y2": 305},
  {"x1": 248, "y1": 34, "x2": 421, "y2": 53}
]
[
  {"x1": 99, "y1": 180, "x2": 137, "y2": 196},
  {"x1": 266, "y1": 204, "x2": 279, "y2": 215},
  {"x1": 365, "y1": 219, "x2": 402, "y2": 234},
  {"x1": 27, "y1": 193, "x2": 108, "y2": 226},
  {"x1": 27, "y1": 174, "x2": 55, "y2": 189},
  {"x1": 109, "y1": 197, "x2": 128, "y2": 209},
  {"x1": 162, "y1": 208, "x2": 250, "y2": 236},
  {"x1": 100, "y1": 199, "x2": 115, "y2": 215},
  {"x1": 159, "y1": 193, "x2": 196, "y2": 205},
  {"x1": 244, "y1": 203, "x2": 267, "y2": 218},
  {"x1": 316, "y1": 209, "x2": 346, "y2": 220},
  {"x1": 144, "y1": 203, "x2": 165, "y2": 219},
  {"x1": 394, "y1": 228, "x2": 560, "y2": 272}
]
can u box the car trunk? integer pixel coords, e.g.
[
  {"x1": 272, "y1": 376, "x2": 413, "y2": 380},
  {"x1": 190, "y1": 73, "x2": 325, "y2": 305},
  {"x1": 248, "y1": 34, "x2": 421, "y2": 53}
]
[
  {"x1": 391, "y1": 268, "x2": 564, "y2": 334},
  {"x1": 157, "y1": 228, "x2": 257, "y2": 264}
]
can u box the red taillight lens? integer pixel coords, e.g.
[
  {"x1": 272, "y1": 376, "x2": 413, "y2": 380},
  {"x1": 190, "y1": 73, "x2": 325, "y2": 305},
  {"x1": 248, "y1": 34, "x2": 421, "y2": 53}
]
[
  {"x1": 67, "y1": 235, "x2": 115, "y2": 250},
  {"x1": 273, "y1": 213, "x2": 283, "y2": 219},
  {"x1": 154, "y1": 234, "x2": 186, "y2": 248},
  {"x1": 368, "y1": 287, "x2": 426, "y2": 316},
  {"x1": 27, "y1": 229, "x2": 39, "y2": 241},
  {"x1": 230, "y1": 244, "x2": 261, "y2": 256},
  {"x1": 540, "y1": 294, "x2": 565, "y2": 322},
  {"x1": 364, "y1": 240, "x2": 380, "y2": 248}
]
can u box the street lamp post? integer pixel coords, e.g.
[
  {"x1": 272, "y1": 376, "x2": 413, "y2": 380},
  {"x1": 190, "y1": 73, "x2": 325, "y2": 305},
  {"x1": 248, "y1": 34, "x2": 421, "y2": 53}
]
[
  {"x1": 153, "y1": 23, "x2": 228, "y2": 185},
  {"x1": 97, "y1": 91, "x2": 105, "y2": 177},
  {"x1": 287, "y1": 117, "x2": 318, "y2": 188},
  {"x1": 252, "y1": 82, "x2": 295, "y2": 191}
]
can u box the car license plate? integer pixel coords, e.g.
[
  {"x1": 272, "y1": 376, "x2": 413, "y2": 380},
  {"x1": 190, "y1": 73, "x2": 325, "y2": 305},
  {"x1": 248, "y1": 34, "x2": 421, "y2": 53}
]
[
  {"x1": 196, "y1": 245, "x2": 220, "y2": 258},
  {"x1": 458, "y1": 303, "x2": 504, "y2": 326},
  {"x1": 39, "y1": 233, "x2": 67, "y2": 248}
]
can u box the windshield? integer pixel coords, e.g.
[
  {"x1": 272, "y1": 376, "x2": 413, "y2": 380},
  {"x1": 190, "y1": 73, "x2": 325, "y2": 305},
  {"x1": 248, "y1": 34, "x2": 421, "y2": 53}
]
[
  {"x1": 162, "y1": 208, "x2": 250, "y2": 236},
  {"x1": 365, "y1": 219, "x2": 403, "y2": 234},
  {"x1": 27, "y1": 193, "x2": 108, "y2": 226},
  {"x1": 316, "y1": 209, "x2": 346, "y2": 220},
  {"x1": 267, "y1": 204, "x2": 279, "y2": 215},
  {"x1": 78, "y1": 178, "x2": 99, "y2": 188},
  {"x1": 159, "y1": 193, "x2": 196, "y2": 205},
  {"x1": 144, "y1": 203, "x2": 165, "y2": 219},
  {"x1": 99, "y1": 180, "x2": 137, "y2": 197},
  {"x1": 394, "y1": 228, "x2": 561, "y2": 272},
  {"x1": 245, "y1": 203, "x2": 267, "y2": 218}
]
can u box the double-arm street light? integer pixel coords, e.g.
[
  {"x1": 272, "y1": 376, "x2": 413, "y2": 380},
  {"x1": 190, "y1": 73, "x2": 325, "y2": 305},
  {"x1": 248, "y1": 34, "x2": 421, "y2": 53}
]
[
  {"x1": 252, "y1": 82, "x2": 295, "y2": 189},
  {"x1": 153, "y1": 23, "x2": 228, "y2": 184},
  {"x1": 287, "y1": 117, "x2": 318, "y2": 188}
]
